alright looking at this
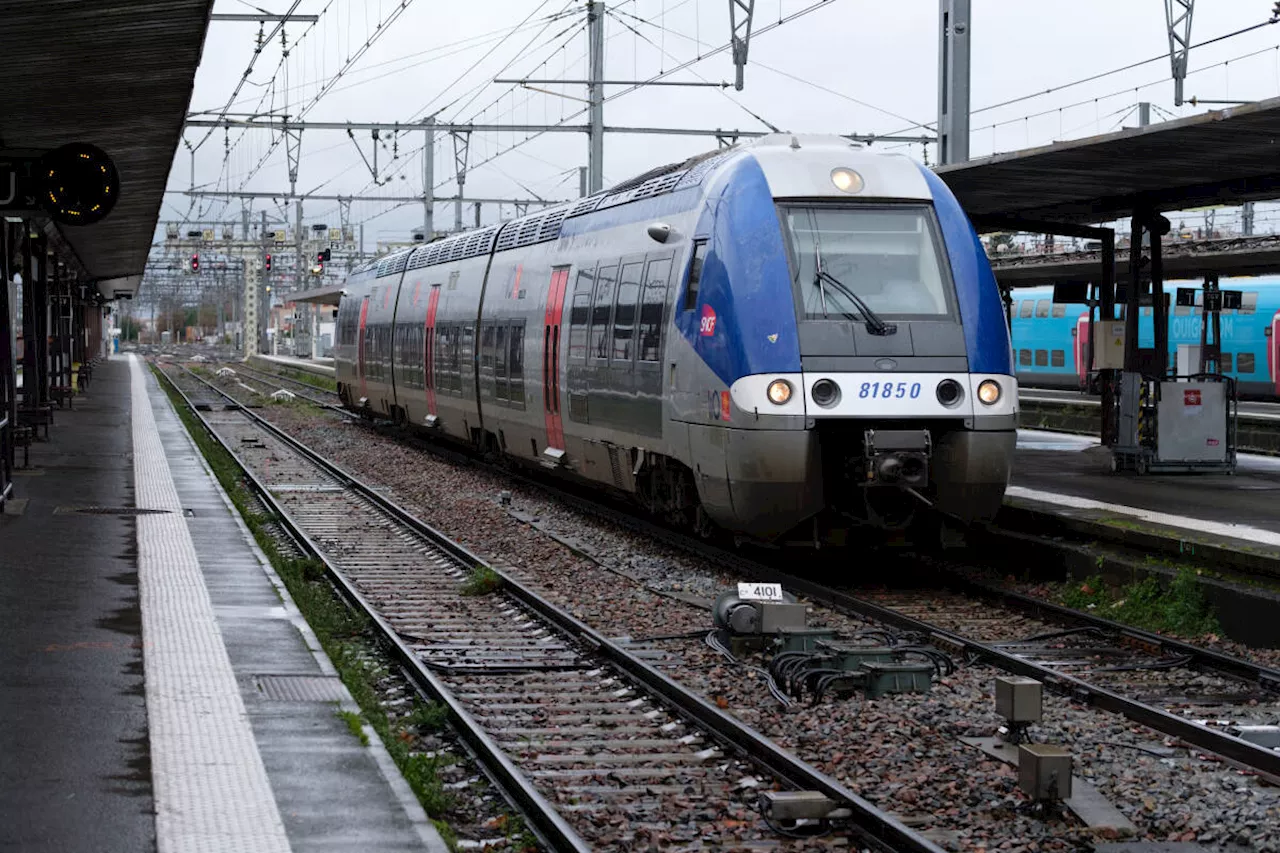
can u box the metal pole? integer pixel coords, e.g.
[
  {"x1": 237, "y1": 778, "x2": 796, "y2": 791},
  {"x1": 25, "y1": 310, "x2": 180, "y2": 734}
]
[
  {"x1": 1138, "y1": 101, "x2": 1151, "y2": 126},
  {"x1": 1242, "y1": 201, "x2": 1255, "y2": 236},
  {"x1": 1099, "y1": 231, "x2": 1117, "y2": 446},
  {"x1": 937, "y1": 0, "x2": 971, "y2": 165},
  {"x1": 260, "y1": 210, "x2": 270, "y2": 354},
  {"x1": 587, "y1": 0, "x2": 605, "y2": 193},
  {"x1": 579, "y1": 166, "x2": 588, "y2": 198},
  {"x1": 424, "y1": 117, "x2": 435, "y2": 240},
  {"x1": 294, "y1": 200, "x2": 304, "y2": 295},
  {"x1": 1151, "y1": 216, "x2": 1168, "y2": 379},
  {"x1": 1125, "y1": 215, "x2": 1143, "y2": 372}
]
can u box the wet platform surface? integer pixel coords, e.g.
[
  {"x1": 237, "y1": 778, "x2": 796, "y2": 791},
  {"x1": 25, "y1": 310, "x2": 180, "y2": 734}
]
[
  {"x1": 0, "y1": 356, "x2": 442, "y2": 853},
  {"x1": 1013, "y1": 429, "x2": 1280, "y2": 544}
]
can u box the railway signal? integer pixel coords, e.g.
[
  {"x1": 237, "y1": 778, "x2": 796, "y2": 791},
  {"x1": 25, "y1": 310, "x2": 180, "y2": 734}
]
[
  {"x1": 264, "y1": 253, "x2": 272, "y2": 272},
  {"x1": 189, "y1": 253, "x2": 199, "y2": 273}
]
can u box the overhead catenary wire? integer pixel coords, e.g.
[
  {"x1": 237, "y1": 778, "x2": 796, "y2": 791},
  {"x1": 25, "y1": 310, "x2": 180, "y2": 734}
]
[
  {"x1": 353, "y1": 0, "x2": 843, "y2": 226},
  {"x1": 609, "y1": 3, "x2": 930, "y2": 133},
  {"x1": 883, "y1": 14, "x2": 1280, "y2": 137},
  {"x1": 236, "y1": 0, "x2": 420, "y2": 192}
]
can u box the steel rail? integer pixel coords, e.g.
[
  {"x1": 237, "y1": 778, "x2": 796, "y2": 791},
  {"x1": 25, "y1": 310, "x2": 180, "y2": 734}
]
[
  {"x1": 158, "y1": 364, "x2": 591, "y2": 853},
  {"x1": 353, "y1": 416, "x2": 1280, "y2": 780},
  {"x1": 729, "y1": 563, "x2": 1280, "y2": 779},
  {"x1": 230, "y1": 363, "x2": 345, "y2": 413},
  {"x1": 161, "y1": 364, "x2": 944, "y2": 853},
  {"x1": 928, "y1": 564, "x2": 1280, "y2": 693}
]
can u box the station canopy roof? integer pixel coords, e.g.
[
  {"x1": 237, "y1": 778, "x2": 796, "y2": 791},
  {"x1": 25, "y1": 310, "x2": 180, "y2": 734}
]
[
  {"x1": 1, "y1": 1, "x2": 214, "y2": 299},
  {"x1": 284, "y1": 284, "x2": 344, "y2": 306},
  {"x1": 938, "y1": 95, "x2": 1280, "y2": 227}
]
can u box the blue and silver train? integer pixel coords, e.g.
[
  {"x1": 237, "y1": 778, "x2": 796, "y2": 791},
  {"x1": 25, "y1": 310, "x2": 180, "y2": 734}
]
[
  {"x1": 1011, "y1": 279, "x2": 1280, "y2": 397},
  {"x1": 334, "y1": 134, "x2": 1017, "y2": 544}
]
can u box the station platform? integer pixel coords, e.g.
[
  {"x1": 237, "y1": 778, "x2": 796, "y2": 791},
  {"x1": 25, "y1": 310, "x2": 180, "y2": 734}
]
[
  {"x1": 1012, "y1": 429, "x2": 1280, "y2": 547},
  {"x1": 0, "y1": 355, "x2": 443, "y2": 853}
]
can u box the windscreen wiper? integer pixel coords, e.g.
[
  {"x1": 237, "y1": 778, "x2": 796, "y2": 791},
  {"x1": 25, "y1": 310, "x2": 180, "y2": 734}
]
[{"x1": 815, "y1": 271, "x2": 897, "y2": 336}]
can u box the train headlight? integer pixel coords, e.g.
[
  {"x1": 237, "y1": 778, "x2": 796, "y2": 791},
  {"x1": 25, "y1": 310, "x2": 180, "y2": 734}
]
[
  {"x1": 830, "y1": 168, "x2": 864, "y2": 194},
  {"x1": 977, "y1": 379, "x2": 1002, "y2": 405},
  {"x1": 936, "y1": 379, "x2": 964, "y2": 408},
  {"x1": 767, "y1": 379, "x2": 793, "y2": 405},
  {"x1": 811, "y1": 378, "x2": 840, "y2": 408}
]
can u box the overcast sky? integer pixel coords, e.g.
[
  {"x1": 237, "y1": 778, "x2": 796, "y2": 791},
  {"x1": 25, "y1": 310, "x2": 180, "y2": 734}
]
[{"x1": 165, "y1": 0, "x2": 1280, "y2": 246}]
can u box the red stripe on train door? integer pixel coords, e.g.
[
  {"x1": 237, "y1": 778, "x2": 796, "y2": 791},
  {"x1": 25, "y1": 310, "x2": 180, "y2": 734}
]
[
  {"x1": 1075, "y1": 312, "x2": 1091, "y2": 389},
  {"x1": 543, "y1": 268, "x2": 569, "y2": 451},
  {"x1": 425, "y1": 285, "x2": 441, "y2": 416},
  {"x1": 357, "y1": 295, "x2": 371, "y2": 401}
]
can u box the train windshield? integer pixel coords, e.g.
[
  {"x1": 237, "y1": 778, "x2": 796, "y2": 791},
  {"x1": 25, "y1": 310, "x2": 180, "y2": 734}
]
[{"x1": 782, "y1": 206, "x2": 952, "y2": 320}]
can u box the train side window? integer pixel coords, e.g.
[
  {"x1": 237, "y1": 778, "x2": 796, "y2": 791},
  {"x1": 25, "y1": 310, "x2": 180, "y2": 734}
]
[
  {"x1": 613, "y1": 261, "x2": 643, "y2": 362},
  {"x1": 1238, "y1": 352, "x2": 1255, "y2": 374},
  {"x1": 568, "y1": 266, "x2": 595, "y2": 361},
  {"x1": 433, "y1": 325, "x2": 448, "y2": 393},
  {"x1": 494, "y1": 325, "x2": 509, "y2": 401},
  {"x1": 683, "y1": 241, "x2": 707, "y2": 311},
  {"x1": 639, "y1": 258, "x2": 672, "y2": 362},
  {"x1": 1220, "y1": 352, "x2": 1233, "y2": 373},
  {"x1": 1051, "y1": 304, "x2": 1066, "y2": 318},
  {"x1": 1035, "y1": 299, "x2": 1050, "y2": 318},
  {"x1": 509, "y1": 323, "x2": 525, "y2": 404},
  {"x1": 591, "y1": 262, "x2": 618, "y2": 360},
  {"x1": 480, "y1": 325, "x2": 497, "y2": 397},
  {"x1": 1019, "y1": 349, "x2": 1032, "y2": 366},
  {"x1": 461, "y1": 325, "x2": 475, "y2": 385},
  {"x1": 1035, "y1": 349, "x2": 1048, "y2": 366},
  {"x1": 1241, "y1": 291, "x2": 1258, "y2": 314},
  {"x1": 1019, "y1": 300, "x2": 1034, "y2": 319},
  {"x1": 453, "y1": 326, "x2": 465, "y2": 392},
  {"x1": 1051, "y1": 349, "x2": 1065, "y2": 367}
]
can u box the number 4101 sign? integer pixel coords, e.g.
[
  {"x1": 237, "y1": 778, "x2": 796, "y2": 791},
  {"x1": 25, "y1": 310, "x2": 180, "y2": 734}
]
[{"x1": 738, "y1": 582, "x2": 784, "y2": 601}]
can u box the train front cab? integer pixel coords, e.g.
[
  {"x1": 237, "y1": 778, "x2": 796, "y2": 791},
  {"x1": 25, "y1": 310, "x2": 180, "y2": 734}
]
[{"x1": 677, "y1": 140, "x2": 1016, "y2": 543}]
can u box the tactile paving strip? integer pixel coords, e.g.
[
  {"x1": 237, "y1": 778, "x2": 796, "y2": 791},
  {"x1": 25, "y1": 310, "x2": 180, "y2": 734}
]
[
  {"x1": 129, "y1": 356, "x2": 293, "y2": 853},
  {"x1": 251, "y1": 675, "x2": 349, "y2": 702}
]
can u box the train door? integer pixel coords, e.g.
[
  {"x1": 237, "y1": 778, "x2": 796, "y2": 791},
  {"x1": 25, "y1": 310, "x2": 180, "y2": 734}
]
[
  {"x1": 1270, "y1": 310, "x2": 1280, "y2": 395},
  {"x1": 424, "y1": 284, "x2": 441, "y2": 419},
  {"x1": 542, "y1": 267, "x2": 570, "y2": 455},
  {"x1": 356, "y1": 295, "x2": 371, "y2": 401},
  {"x1": 1074, "y1": 311, "x2": 1091, "y2": 389}
]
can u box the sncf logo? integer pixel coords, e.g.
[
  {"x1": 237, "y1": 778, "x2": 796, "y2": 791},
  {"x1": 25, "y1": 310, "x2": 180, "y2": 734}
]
[{"x1": 700, "y1": 304, "x2": 717, "y2": 337}]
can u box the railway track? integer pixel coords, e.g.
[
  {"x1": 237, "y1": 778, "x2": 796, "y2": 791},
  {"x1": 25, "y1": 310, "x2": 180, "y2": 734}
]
[
  {"x1": 156, "y1": 362, "x2": 942, "y2": 853},
  {"x1": 215, "y1": 356, "x2": 1280, "y2": 781},
  {"x1": 237, "y1": 360, "x2": 342, "y2": 399},
  {"x1": 207, "y1": 361, "x2": 348, "y2": 415},
  {"x1": 513, "y1": 482, "x2": 1280, "y2": 783}
]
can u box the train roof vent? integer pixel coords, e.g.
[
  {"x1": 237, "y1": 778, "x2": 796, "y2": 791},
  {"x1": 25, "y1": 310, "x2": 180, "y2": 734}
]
[
  {"x1": 406, "y1": 245, "x2": 432, "y2": 270},
  {"x1": 425, "y1": 240, "x2": 450, "y2": 266},
  {"x1": 537, "y1": 208, "x2": 569, "y2": 241},
  {"x1": 494, "y1": 220, "x2": 521, "y2": 253},
  {"x1": 565, "y1": 195, "x2": 603, "y2": 219},
  {"x1": 676, "y1": 150, "x2": 735, "y2": 189},
  {"x1": 596, "y1": 170, "x2": 689, "y2": 211},
  {"x1": 375, "y1": 250, "x2": 411, "y2": 278},
  {"x1": 493, "y1": 207, "x2": 568, "y2": 252},
  {"x1": 390, "y1": 250, "x2": 411, "y2": 276}
]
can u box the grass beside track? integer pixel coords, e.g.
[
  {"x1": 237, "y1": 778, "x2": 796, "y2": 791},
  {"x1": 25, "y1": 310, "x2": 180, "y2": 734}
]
[
  {"x1": 151, "y1": 363, "x2": 537, "y2": 852},
  {"x1": 1057, "y1": 567, "x2": 1223, "y2": 637}
]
